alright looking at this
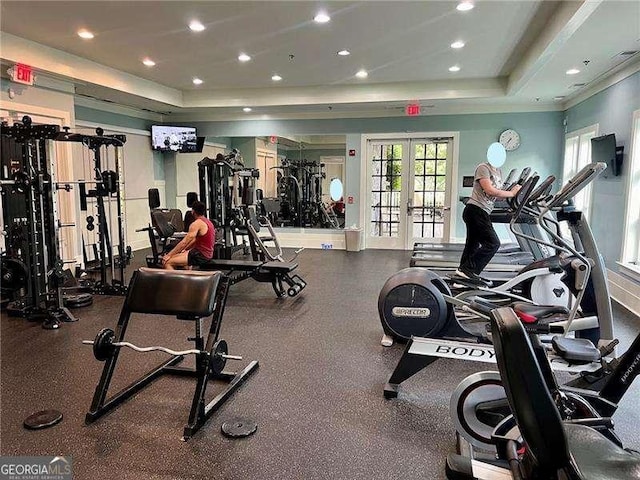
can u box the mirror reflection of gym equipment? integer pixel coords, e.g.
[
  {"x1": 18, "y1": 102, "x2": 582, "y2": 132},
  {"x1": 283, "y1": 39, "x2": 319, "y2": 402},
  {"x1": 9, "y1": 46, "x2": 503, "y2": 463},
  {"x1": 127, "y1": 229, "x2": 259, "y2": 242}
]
[{"x1": 225, "y1": 135, "x2": 346, "y2": 229}]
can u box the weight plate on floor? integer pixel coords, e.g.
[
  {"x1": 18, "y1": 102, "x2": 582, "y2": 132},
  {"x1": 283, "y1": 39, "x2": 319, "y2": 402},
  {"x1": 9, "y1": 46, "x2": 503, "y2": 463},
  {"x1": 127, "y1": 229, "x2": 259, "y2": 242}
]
[
  {"x1": 23, "y1": 409, "x2": 63, "y2": 430},
  {"x1": 63, "y1": 293, "x2": 93, "y2": 308},
  {"x1": 221, "y1": 418, "x2": 257, "y2": 438}
]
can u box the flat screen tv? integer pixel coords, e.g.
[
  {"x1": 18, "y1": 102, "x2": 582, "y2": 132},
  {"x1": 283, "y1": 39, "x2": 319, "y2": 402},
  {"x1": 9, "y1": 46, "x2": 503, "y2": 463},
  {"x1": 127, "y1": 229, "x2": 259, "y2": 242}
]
[
  {"x1": 591, "y1": 133, "x2": 619, "y2": 176},
  {"x1": 151, "y1": 125, "x2": 198, "y2": 152}
]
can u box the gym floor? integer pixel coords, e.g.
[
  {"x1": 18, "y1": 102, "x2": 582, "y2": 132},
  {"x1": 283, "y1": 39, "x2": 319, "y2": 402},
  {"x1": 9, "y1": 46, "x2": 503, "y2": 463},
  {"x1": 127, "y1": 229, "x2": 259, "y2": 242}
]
[{"x1": 2, "y1": 249, "x2": 639, "y2": 480}]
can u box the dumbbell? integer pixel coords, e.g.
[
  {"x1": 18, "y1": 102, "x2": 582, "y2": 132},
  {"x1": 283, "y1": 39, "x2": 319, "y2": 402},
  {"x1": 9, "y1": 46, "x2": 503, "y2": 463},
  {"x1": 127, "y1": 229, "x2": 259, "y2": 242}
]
[{"x1": 83, "y1": 328, "x2": 242, "y2": 375}]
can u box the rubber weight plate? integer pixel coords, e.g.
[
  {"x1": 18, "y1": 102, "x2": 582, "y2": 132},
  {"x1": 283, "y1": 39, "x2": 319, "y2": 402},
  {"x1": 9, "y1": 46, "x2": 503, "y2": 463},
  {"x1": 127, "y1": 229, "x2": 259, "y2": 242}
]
[
  {"x1": 64, "y1": 293, "x2": 93, "y2": 308},
  {"x1": 221, "y1": 418, "x2": 257, "y2": 438},
  {"x1": 23, "y1": 410, "x2": 63, "y2": 430}
]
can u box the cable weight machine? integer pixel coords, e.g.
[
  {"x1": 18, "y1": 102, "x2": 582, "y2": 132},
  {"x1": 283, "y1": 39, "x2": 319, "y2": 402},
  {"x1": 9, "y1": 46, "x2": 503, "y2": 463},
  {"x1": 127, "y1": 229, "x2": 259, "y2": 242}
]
[
  {"x1": 198, "y1": 149, "x2": 259, "y2": 259},
  {"x1": 0, "y1": 116, "x2": 76, "y2": 329},
  {"x1": 56, "y1": 127, "x2": 129, "y2": 295},
  {"x1": 272, "y1": 158, "x2": 336, "y2": 228}
]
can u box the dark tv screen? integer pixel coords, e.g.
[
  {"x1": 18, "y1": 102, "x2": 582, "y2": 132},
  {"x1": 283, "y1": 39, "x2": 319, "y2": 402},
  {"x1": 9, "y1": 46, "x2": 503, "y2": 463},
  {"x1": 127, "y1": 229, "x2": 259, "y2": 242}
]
[
  {"x1": 151, "y1": 125, "x2": 198, "y2": 152},
  {"x1": 591, "y1": 134, "x2": 617, "y2": 174}
]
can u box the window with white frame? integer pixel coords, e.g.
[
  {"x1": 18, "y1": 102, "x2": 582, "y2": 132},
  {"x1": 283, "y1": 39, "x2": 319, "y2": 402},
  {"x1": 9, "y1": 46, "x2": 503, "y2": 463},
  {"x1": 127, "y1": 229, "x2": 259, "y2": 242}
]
[
  {"x1": 620, "y1": 109, "x2": 640, "y2": 273},
  {"x1": 563, "y1": 124, "x2": 599, "y2": 221}
]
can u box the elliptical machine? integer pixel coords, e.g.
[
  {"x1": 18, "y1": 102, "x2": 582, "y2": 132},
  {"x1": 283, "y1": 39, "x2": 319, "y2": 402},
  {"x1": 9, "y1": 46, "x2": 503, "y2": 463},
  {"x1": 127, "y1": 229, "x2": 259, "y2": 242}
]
[{"x1": 379, "y1": 166, "x2": 613, "y2": 347}]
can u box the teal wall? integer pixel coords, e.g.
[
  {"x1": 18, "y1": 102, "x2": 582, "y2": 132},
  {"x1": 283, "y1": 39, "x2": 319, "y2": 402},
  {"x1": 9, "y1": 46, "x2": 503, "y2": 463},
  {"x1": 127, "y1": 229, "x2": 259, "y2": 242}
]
[
  {"x1": 75, "y1": 106, "x2": 156, "y2": 131},
  {"x1": 191, "y1": 111, "x2": 565, "y2": 238},
  {"x1": 230, "y1": 137, "x2": 257, "y2": 167},
  {"x1": 565, "y1": 71, "x2": 640, "y2": 271},
  {"x1": 74, "y1": 105, "x2": 167, "y2": 182},
  {"x1": 299, "y1": 148, "x2": 345, "y2": 163}
]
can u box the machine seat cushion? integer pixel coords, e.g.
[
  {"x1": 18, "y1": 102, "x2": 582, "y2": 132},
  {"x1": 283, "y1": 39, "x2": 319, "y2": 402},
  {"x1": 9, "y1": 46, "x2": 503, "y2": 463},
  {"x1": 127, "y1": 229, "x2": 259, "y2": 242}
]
[
  {"x1": 565, "y1": 424, "x2": 640, "y2": 480},
  {"x1": 261, "y1": 261, "x2": 297, "y2": 272},
  {"x1": 199, "y1": 259, "x2": 264, "y2": 271},
  {"x1": 552, "y1": 336, "x2": 601, "y2": 363},
  {"x1": 127, "y1": 268, "x2": 220, "y2": 318}
]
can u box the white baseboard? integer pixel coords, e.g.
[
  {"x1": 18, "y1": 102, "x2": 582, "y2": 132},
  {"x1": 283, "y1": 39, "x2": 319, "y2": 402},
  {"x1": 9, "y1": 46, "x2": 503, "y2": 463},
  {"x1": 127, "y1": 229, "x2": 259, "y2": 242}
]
[
  {"x1": 130, "y1": 238, "x2": 151, "y2": 252},
  {"x1": 607, "y1": 268, "x2": 640, "y2": 318},
  {"x1": 275, "y1": 230, "x2": 346, "y2": 250}
]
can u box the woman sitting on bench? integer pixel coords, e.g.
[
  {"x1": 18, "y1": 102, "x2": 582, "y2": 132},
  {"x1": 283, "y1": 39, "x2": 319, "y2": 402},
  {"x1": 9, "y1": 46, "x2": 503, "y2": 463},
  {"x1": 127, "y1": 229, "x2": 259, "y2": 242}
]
[{"x1": 162, "y1": 201, "x2": 215, "y2": 270}]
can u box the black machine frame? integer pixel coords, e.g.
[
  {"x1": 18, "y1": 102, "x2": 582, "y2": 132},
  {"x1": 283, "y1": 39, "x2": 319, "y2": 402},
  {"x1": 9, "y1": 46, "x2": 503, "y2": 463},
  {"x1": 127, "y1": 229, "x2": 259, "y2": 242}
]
[
  {"x1": 56, "y1": 127, "x2": 129, "y2": 295},
  {"x1": 1, "y1": 116, "x2": 76, "y2": 328},
  {"x1": 85, "y1": 268, "x2": 258, "y2": 440}
]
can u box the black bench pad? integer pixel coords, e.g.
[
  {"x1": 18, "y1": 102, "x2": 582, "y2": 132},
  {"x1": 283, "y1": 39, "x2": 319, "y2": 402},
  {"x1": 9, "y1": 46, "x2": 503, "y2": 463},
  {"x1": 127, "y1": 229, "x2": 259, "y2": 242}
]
[{"x1": 199, "y1": 259, "x2": 298, "y2": 273}]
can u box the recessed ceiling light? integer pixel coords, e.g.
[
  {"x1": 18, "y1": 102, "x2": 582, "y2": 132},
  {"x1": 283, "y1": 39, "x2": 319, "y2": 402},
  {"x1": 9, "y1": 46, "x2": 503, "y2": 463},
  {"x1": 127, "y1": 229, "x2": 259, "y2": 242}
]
[
  {"x1": 554, "y1": 96, "x2": 566, "y2": 101},
  {"x1": 355, "y1": 69, "x2": 368, "y2": 79},
  {"x1": 337, "y1": 49, "x2": 351, "y2": 56},
  {"x1": 142, "y1": 58, "x2": 156, "y2": 67},
  {"x1": 77, "y1": 29, "x2": 94, "y2": 39},
  {"x1": 456, "y1": 2, "x2": 474, "y2": 11},
  {"x1": 566, "y1": 68, "x2": 580, "y2": 75},
  {"x1": 189, "y1": 20, "x2": 206, "y2": 32},
  {"x1": 451, "y1": 41, "x2": 465, "y2": 49},
  {"x1": 314, "y1": 12, "x2": 331, "y2": 23},
  {"x1": 238, "y1": 53, "x2": 251, "y2": 62},
  {"x1": 243, "y1": 107, "x2": 252, "y2": 112},
  {"x1": 272, "y1": 74, "x2": 282, "y2": 81},
  {"x1": 192, "y1": 77, "x2": 203, "y2": 85},
  {"x1": 449, "y1": 65, "x2": 461, "y2": 72}
]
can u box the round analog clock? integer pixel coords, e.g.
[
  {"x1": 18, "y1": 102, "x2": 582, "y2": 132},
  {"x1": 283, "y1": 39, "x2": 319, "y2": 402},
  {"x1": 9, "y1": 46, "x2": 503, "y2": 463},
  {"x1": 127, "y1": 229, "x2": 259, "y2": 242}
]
[{"x1": 499, "y1": 129, "x2": 521, "y2": 151}]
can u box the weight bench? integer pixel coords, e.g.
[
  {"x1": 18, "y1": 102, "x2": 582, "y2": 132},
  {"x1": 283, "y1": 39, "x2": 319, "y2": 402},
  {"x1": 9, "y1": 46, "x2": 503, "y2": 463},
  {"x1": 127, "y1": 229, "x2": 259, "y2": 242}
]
[
  {"x1": 84, "y1": 267, "x2": 258, "y2": 440},
  {"x1": 199, "y1": 258, "x2": 306, "y2": 297}
]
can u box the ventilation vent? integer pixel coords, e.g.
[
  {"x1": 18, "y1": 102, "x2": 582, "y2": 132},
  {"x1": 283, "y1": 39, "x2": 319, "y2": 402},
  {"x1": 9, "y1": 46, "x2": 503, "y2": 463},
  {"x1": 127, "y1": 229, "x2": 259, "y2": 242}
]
[
  {"x1": 571, "y1": 83, "x2": 587, "y2": 88},
  {"x1": 618, "y1": 50, "x2": 638, "y2": 56}
]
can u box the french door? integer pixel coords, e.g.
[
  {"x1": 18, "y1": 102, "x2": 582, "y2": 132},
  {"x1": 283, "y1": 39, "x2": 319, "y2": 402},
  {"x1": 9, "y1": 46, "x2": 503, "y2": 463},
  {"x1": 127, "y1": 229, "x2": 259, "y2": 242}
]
[{"x1": 366, "y1": 137, "x2": 453, "y2": 249}]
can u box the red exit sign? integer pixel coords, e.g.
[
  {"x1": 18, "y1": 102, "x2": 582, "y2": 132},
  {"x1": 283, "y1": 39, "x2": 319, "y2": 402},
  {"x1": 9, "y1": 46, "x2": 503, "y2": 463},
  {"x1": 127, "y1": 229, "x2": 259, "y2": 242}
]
[
  {"x1": 406, "y1": 103, "x2": 420, "y2": 116},
  {"x1": 9, "y1": 64, "x2": 35, "y2": 85}
]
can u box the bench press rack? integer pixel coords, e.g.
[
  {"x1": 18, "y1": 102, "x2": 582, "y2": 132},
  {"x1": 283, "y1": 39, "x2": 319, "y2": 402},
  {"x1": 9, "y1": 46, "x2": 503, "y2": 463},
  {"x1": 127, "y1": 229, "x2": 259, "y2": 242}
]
[{"x1": 84, "y1": 267, "x2": 258, "y2": 440}]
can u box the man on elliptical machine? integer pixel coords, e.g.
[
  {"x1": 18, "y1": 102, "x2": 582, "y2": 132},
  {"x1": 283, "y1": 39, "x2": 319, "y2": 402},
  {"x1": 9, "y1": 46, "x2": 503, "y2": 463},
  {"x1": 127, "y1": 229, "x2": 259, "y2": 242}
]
[{"x1": 455, "y1": 143, "x2": 520, "y2": 287}]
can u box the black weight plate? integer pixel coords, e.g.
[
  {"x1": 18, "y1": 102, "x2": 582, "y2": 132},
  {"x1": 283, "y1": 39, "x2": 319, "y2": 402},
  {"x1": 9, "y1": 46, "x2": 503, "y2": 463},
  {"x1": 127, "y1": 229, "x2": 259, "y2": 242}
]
[
  {"x1": 94, "y1": 328, "x2": 115, "y2": 361},
  {"x1": 64, "y1": 293, "x2": 93, "y2": 308},
  {"x1": 210, "y1": 340, "x2": 228, "y2": 376},
  {"x1": 221, "y1": 418, "x2": 257, "y2": 438},
  {"x1": 23, "y1": 409, "x2": 63, "y2": 430}
]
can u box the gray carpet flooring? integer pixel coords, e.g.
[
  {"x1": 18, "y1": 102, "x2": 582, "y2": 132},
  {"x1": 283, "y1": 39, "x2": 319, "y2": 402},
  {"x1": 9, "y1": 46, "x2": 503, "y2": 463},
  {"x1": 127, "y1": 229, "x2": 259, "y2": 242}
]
[{"x1": 1, "y1": 249, "x2": 639, "y2": 480}]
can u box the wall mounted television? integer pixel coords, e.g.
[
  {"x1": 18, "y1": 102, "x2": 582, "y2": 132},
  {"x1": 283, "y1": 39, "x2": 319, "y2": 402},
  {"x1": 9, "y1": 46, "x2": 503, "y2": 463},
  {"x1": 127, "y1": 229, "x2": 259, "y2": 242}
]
[
  {"x1": 591, "y1": 133, "x2": 622, "y2": 176},
  {"x1": 151, "y1": 125, "x2": 198, "y2": 152}
]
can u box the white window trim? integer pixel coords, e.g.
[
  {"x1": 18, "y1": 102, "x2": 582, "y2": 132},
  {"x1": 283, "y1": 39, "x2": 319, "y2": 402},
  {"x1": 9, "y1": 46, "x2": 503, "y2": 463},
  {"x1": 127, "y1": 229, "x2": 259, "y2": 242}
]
[
  {"x1": 620, "y1": 109, "x2": 640, "y2": 268},
  {"x1": 563, "y1": 123, "x2": 599, "y2": 221}
]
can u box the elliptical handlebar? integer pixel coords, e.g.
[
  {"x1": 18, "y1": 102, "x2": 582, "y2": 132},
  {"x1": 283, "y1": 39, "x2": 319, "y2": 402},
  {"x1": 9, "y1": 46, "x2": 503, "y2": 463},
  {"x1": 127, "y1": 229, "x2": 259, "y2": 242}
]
[
  {"x1": 527, "y1": 175, "x2": 556, "y2": 206},
  {"x1": 516, "y1": 166, "x2": 531, "y2": 185},
  {"x1": 547, "y1": 162, "x2": 606, "y2": 209},
  {"x1": 508, "y1": 174, "x2": 539, "y2": 220},
  {"x1": 501, "y1": 168, "x2": 518, "y2": 190}
]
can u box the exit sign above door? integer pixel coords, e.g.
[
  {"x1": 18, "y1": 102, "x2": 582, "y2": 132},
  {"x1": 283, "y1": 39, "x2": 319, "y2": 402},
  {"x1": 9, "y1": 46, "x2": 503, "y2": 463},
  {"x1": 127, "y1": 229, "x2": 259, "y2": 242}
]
[{"x1": 8, "y1": 64, "x2": 35, "y2": 85}]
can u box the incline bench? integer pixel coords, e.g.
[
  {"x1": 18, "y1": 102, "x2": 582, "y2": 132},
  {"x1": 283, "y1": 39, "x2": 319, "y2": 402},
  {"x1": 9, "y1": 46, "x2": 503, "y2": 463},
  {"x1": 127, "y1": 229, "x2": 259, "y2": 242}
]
[{"x1": 198, "y1": 258, "x2": 306, "y2": 297}]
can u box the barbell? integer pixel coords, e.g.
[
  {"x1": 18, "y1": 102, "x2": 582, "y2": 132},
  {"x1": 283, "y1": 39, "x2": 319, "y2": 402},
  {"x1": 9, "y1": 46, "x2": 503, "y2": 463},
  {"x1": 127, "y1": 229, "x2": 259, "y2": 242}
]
[{"x1": 82, "y1": 328, "x2": 242, "y2": 375}]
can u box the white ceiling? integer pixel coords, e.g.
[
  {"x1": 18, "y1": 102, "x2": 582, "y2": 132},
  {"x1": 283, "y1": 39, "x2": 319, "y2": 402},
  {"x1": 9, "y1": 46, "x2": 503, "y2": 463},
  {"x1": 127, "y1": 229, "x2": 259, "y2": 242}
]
[{"x1": 0, "y1": 0, "x2": 639, "y2": 118}]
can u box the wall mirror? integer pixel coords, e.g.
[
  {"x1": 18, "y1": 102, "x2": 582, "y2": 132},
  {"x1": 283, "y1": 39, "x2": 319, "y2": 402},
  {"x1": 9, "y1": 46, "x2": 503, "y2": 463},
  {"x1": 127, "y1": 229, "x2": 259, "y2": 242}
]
[{"x1": 227, "y1": 135, "x2": 346, "y2": 229}]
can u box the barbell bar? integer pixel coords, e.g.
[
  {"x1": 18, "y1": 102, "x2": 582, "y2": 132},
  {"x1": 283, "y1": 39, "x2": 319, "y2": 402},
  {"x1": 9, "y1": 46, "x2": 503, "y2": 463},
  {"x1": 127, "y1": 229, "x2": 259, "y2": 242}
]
[{"x1": 82, "y1": 328, "x2": 242, "y2": 374}]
